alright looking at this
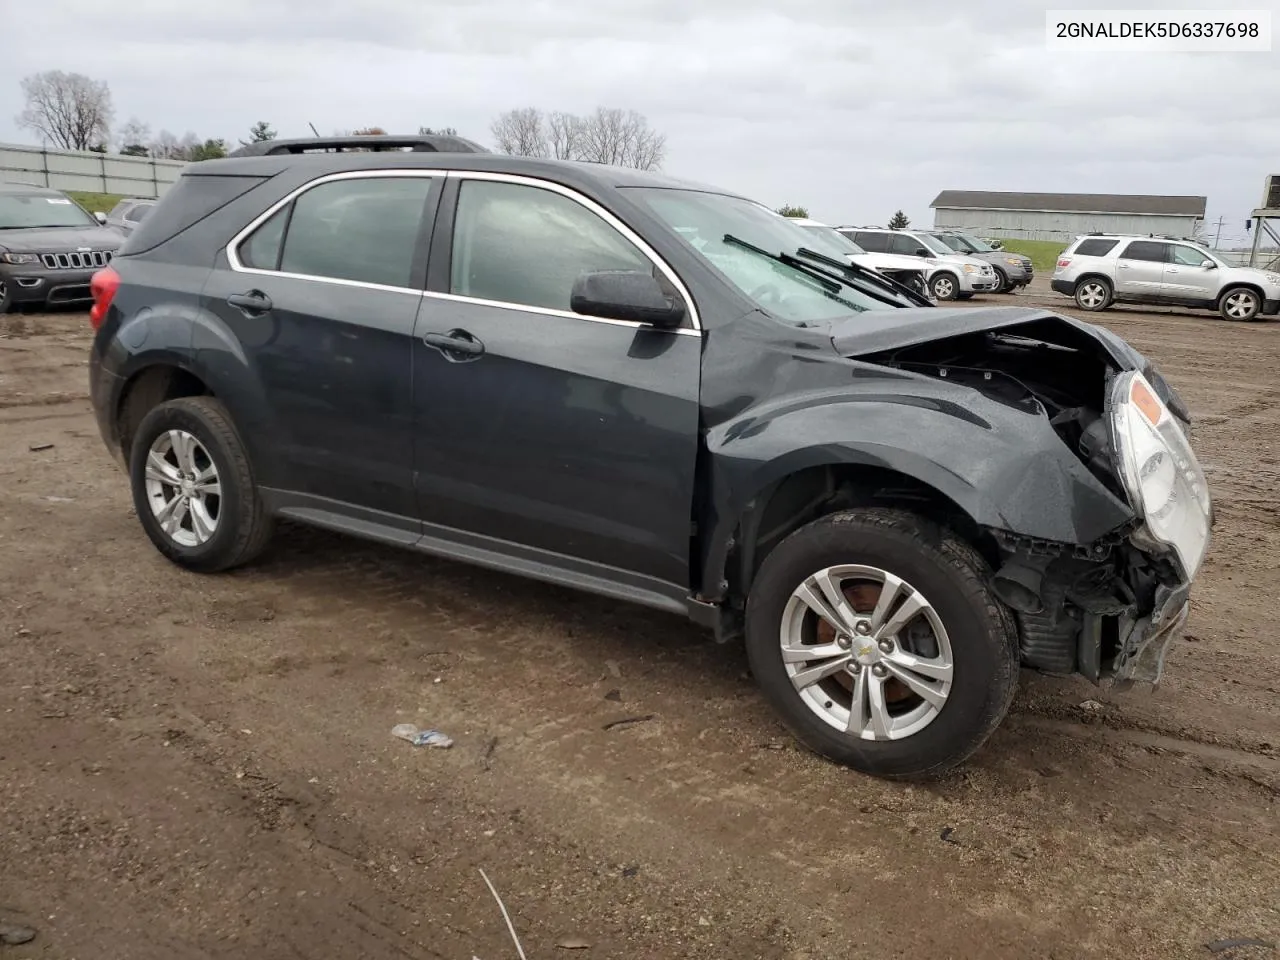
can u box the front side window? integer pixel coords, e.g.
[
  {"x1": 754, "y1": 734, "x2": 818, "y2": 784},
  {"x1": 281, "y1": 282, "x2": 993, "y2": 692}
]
[
  {"x1": 236, "y1": 176, "x2": 433, "y2": 288},
  {"x1": 915, "y1": 234, "x2": 954, "y2": 256},
  {"x1": 630, "y1": 187, "x2": 916, "y2": 324},
  {"x1": 450, "y1": 179, "x2": 652, "y2": 313},
  {"x1": 889, "y1": 234, "x2": 927, "y2": 257},
  {"x1": 1169, "y1": 244, "x2": 1216, "y2": 267},
  {"x1": 1120, "y1": 240, "x2": 1168, "y2": 263},
  {"x1": 852, "y1": 231, "x2": 890, "y2": 252}
]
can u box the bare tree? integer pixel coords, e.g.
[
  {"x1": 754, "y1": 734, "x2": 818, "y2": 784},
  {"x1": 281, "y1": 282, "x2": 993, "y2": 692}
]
[
  {"x1": 419, "y1": 126, "x2": 458, "y2": 136},
  {"x1": 576, "y1": 108, "x2": 665, "y2": 170},
  {"x1": 490, "y1": 108, "x2": 548, "y2": 158},
  {"x1": 149, "y1": 129, "x2": 183, "y2": 160},
  {"x1": 547, "y1": 111, "x2": 584, "y2": 160},
  {"x1": 117, "y1": 117, "x2": 151, "y2": 156},
  {"x1": 17, "y1": 71, "x2": 114, "y2": 151},
  {"x1": 351, "y1": 126, "x2": 388, "y2": 135}
]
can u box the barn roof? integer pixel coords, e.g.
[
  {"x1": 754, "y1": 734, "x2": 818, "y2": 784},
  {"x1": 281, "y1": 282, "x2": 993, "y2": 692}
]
[{"x1": 930, "y1": 190, "x2": 1206, "y2": 218}]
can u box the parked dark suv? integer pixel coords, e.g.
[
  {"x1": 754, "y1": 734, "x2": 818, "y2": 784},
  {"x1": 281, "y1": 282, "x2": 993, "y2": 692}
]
[
  {"x1": 0, "y1": 182, "x2": 123, "y2": 313},
  {"x1": 88, "y1": 136, "x2": 1212, "y2": 778}
]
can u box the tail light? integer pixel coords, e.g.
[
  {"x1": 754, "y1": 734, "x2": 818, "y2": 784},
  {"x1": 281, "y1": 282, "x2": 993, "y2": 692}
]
[
  {"x1": 89, "y1": 266, "x2": 120, "y2": 330},
  {"x1": 1056, "y1": 257, "x2": 1071, "y2": 269}
]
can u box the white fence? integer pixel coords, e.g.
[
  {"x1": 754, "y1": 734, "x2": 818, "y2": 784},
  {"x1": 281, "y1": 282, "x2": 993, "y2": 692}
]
[{"x1": 0, "y1": 142, "x2": 187, "y2": 198}]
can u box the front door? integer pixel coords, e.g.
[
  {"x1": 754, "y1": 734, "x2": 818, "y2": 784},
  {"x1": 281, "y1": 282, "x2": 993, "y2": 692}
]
[
  {"x1": 1113, "y1": 240, "x2": 1168, "y2": 297},
  {"x1": 410, "y1": 175, "x2": 702, "y2": 593},
  {"x1": 1162, "y1": 243, "x2": 1220, "y2": 302},
  {"x1": 201, "y1": 173, "x2": 439, "y2": 523}
]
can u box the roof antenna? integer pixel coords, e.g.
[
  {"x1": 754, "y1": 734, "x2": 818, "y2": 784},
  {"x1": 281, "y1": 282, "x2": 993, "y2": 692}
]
[{"x1": 308, "y1": 122, "x2": 320, "y2": 137}]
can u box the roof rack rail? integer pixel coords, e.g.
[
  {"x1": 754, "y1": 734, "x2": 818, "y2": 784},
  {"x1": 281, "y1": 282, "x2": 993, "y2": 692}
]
[{"x1": 227, "y1": 134, "x2": 489, "y2": 158}]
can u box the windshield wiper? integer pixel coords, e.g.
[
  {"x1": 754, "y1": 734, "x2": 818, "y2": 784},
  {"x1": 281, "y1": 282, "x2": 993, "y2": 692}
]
[
  {"x1": 722, "y1": 234, "x2": 842, "y2": 294},
  {"x1": 793, "y1": 247, "x2": 933, "y2": 307}
]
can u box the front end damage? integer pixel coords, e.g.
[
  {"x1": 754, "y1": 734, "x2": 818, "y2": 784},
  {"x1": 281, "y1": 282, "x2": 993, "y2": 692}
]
[{"x1": 851, "y1": 310, "x2": 1212, "y2": 688}]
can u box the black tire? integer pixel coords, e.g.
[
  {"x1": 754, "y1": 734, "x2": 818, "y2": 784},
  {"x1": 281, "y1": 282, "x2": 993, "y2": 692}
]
[
  {"x1": 930, "y1": 272, "x2": 960, "y2": 301},
  {"x1": 1218, "y1": 286, "x2": 1262, "y2": 322},
  {"x1": 992, "y1": 268, "x2": 1010, "y2": 293},
  {"x1": 128, "y1": 396, "x2": 273, "y2": 572},
  {"x1": 744, "y1": 508, "x2": 1019, "y2": 779},
  {"x1": 1073, "y1": 276, "x2": 1112, "y2": 312},
  {"x1": 0, "y1": 278, "x2": 12, "y2": 315}
]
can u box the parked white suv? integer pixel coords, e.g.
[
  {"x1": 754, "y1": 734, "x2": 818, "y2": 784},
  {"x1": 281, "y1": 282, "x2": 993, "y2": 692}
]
[
  {"x1": 1052, "y1": 234, "x2": 1280, "y2": 322},
  {"x1": 785, "y1": 217, "x2": 932, "y2": 298},
  {"x1": 838, "y1": 227, "x2": 998, "y2": 300}
]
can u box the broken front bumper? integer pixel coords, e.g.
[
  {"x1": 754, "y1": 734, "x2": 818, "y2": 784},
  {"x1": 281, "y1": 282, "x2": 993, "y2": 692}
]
[{"x1": 1107, "y1": 580, "x2": 1191, "y2": 689}]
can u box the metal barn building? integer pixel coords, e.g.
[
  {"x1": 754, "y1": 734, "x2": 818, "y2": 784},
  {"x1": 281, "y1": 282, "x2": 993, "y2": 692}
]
[{"x1": 930, "y1": 190, "x2": 1207, "y2": 243}]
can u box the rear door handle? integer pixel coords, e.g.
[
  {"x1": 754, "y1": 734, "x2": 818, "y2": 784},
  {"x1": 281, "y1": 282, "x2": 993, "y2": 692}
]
[
  {"x1": 227, "y1": 290, "x2": 273, "y2": 314},
  {"x1": 422, "y1": 329, "x2": 484, "y2": 361}
]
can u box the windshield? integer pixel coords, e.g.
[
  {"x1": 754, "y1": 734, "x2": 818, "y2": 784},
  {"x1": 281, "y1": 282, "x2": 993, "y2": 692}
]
[
  {"x1": 629, "y1": 189, "x2": 911, "y2": 324},
  {"x1": 799, "y1": 222, "x2": 867, "y2": 255},
  {"x1": 0, "y1": 192, "x2": 96, "y2": 229}
]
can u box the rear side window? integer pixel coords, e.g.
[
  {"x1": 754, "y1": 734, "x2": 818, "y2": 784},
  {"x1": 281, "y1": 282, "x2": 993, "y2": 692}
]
[
  {"x1": 237, "y1": 177, "x2": 434, "y2": 289},
  {"x1": 120, "y1": 174, "x2": 268, "y2": 255},
  {"x1": 239, "y1": 207, "x2": 288, "y2": 270},
  {"x1": 1120, "y1": 240, "x2": 1168, "y2": 262},
  {"x1": 852, "y1": 231, "x2": 889, "y2": 252},
  {"x1": 1073, "y1": 238, "x2": 1119, "y2": 256}
]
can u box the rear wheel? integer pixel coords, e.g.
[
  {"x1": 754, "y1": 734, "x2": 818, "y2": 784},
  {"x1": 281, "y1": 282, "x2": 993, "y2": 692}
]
[
  {"x1": 744, "y1": 508, "x2": 1019, "y2": 779},
  {"x1": 1074, "y1": 277, "x2": 1112, "y2": 311},
  {"x1": 930, "y1": 272, "x2": 960, "y2": 301},
  {"x1": 1219, "y1": 287, "x2": 1261, "y2": 321},
  {"x1": 128, "y1": 396, "x2": 273, "y2": 572}
]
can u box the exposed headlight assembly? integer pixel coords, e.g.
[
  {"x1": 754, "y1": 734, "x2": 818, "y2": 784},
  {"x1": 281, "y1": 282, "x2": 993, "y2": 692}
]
[{"x1": 1109, "y1": 371, "x2": 1211, "y2": 578}]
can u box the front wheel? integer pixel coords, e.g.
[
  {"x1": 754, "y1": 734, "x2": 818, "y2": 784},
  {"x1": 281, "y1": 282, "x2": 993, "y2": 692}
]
[
  {"x1": 744, "y1": 509, "x2": 1019, "y2": 779},
  {"x1": 1219, "y1": 286, "x2": 1262, "y2": 321},
  {"x1": 992, "y1": 268, "x2": 1010, "y2": 294},
  {"x1": 930, "y1": 273, "x2": 960, "y2": 301}
]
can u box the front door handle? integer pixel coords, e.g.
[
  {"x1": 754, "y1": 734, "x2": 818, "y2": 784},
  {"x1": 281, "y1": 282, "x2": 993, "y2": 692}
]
[
  {"x1": 1166, "y1": 268, "x2": 1179, "y2": 274},
  {"x1": 227, "y1": 290, "x2": 273, "y2": 314},
  {"x1": 423, "y1": 328, "x2": 484, "y2": 361}
]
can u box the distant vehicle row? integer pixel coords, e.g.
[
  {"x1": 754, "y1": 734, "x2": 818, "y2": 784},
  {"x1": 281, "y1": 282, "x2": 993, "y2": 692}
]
[{"x1": 784, "y1": 216, "x2": 1033, "y2": 300}]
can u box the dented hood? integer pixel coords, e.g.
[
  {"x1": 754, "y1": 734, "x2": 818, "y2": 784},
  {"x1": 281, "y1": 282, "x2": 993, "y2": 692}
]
[{"x1": 830, "y1": 305, "x2": 1145, "y2": 370}]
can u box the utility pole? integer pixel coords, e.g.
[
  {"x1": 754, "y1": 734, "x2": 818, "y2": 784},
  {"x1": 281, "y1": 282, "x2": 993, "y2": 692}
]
[{"x1": 1212, "y1": 215, "x2": 1226, "y2": 249}]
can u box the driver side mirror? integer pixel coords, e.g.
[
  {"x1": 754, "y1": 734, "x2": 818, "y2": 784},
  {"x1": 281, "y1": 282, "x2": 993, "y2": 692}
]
[
  {"x1": 570, "y1": 270, "x2": 686, "y2": 329},
  {"x1": 93, "y1": 211, "x2": 107, "y2": 224},
  {"x1": 914, "y1": 247, "x2": 930, "y2": 258},
  {"x1": 1201, "y1": 259, "x2": 1217, "y2": 269}
]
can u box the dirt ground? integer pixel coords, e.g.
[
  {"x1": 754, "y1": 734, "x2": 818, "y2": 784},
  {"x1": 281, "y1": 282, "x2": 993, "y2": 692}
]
[{"x1": 1, "y1": 289, "x2": 1277, "y2": 960}]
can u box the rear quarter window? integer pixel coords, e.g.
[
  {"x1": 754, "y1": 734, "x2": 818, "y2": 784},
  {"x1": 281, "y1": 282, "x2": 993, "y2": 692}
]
[
  {"x1": 119, "y1": 174, "x2": 269, "y2": 255},
  {"x1": 1073, "y1": 238, "x2": 1119, "y2": 257}
]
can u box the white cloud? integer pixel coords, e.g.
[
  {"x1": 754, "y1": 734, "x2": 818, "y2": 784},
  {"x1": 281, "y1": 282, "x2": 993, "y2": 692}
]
[{"x1": 3, "y1": 0, "x2": 1278, "y2": 240}]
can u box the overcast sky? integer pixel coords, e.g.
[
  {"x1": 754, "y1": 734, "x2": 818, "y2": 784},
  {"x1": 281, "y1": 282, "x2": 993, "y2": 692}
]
[{"x1": 3, "y1": 0, "x2": 1277, "y2": 246}]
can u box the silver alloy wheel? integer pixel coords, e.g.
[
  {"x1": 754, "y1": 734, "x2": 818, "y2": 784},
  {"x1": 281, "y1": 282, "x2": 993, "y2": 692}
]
[
  {"x1": 932, "y1": 275, "x2": 955, "y2": 299},
  {"x1": 144, "y1": 429, "x2": 221, "y2": 547},
  {"x1": 1077, "y1": 281, "x2": 1107, "y2": 309},
  {"x1": 1223, "y1": 290, "x2": 1259, "y2": 320},
  {"x1": 780, "y1": 564, "x2": 954, "y2": 741}
]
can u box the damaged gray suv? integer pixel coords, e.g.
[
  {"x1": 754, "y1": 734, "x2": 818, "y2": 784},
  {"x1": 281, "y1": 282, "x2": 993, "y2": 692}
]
[{"x1": 88, "y1": 135, "x2": 1212, "y2": 779}]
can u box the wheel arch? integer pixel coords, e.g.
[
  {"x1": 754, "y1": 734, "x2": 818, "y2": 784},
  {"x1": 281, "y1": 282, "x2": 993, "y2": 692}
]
[{"x1": 1216, "y1": 282, "x2": 1265, "y2": 309}]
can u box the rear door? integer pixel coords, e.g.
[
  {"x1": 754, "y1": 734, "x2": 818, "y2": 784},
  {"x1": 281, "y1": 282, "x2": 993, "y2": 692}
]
[
  {"x1": 202, "y1": 172, "x2": 439, "y2": 527},
  {"x1": 409, "y1": 173, "x2": 702, "y2": 593},
  {"x1": 1114, "y1": 240, "x2": 1168, "y2": 296}
]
